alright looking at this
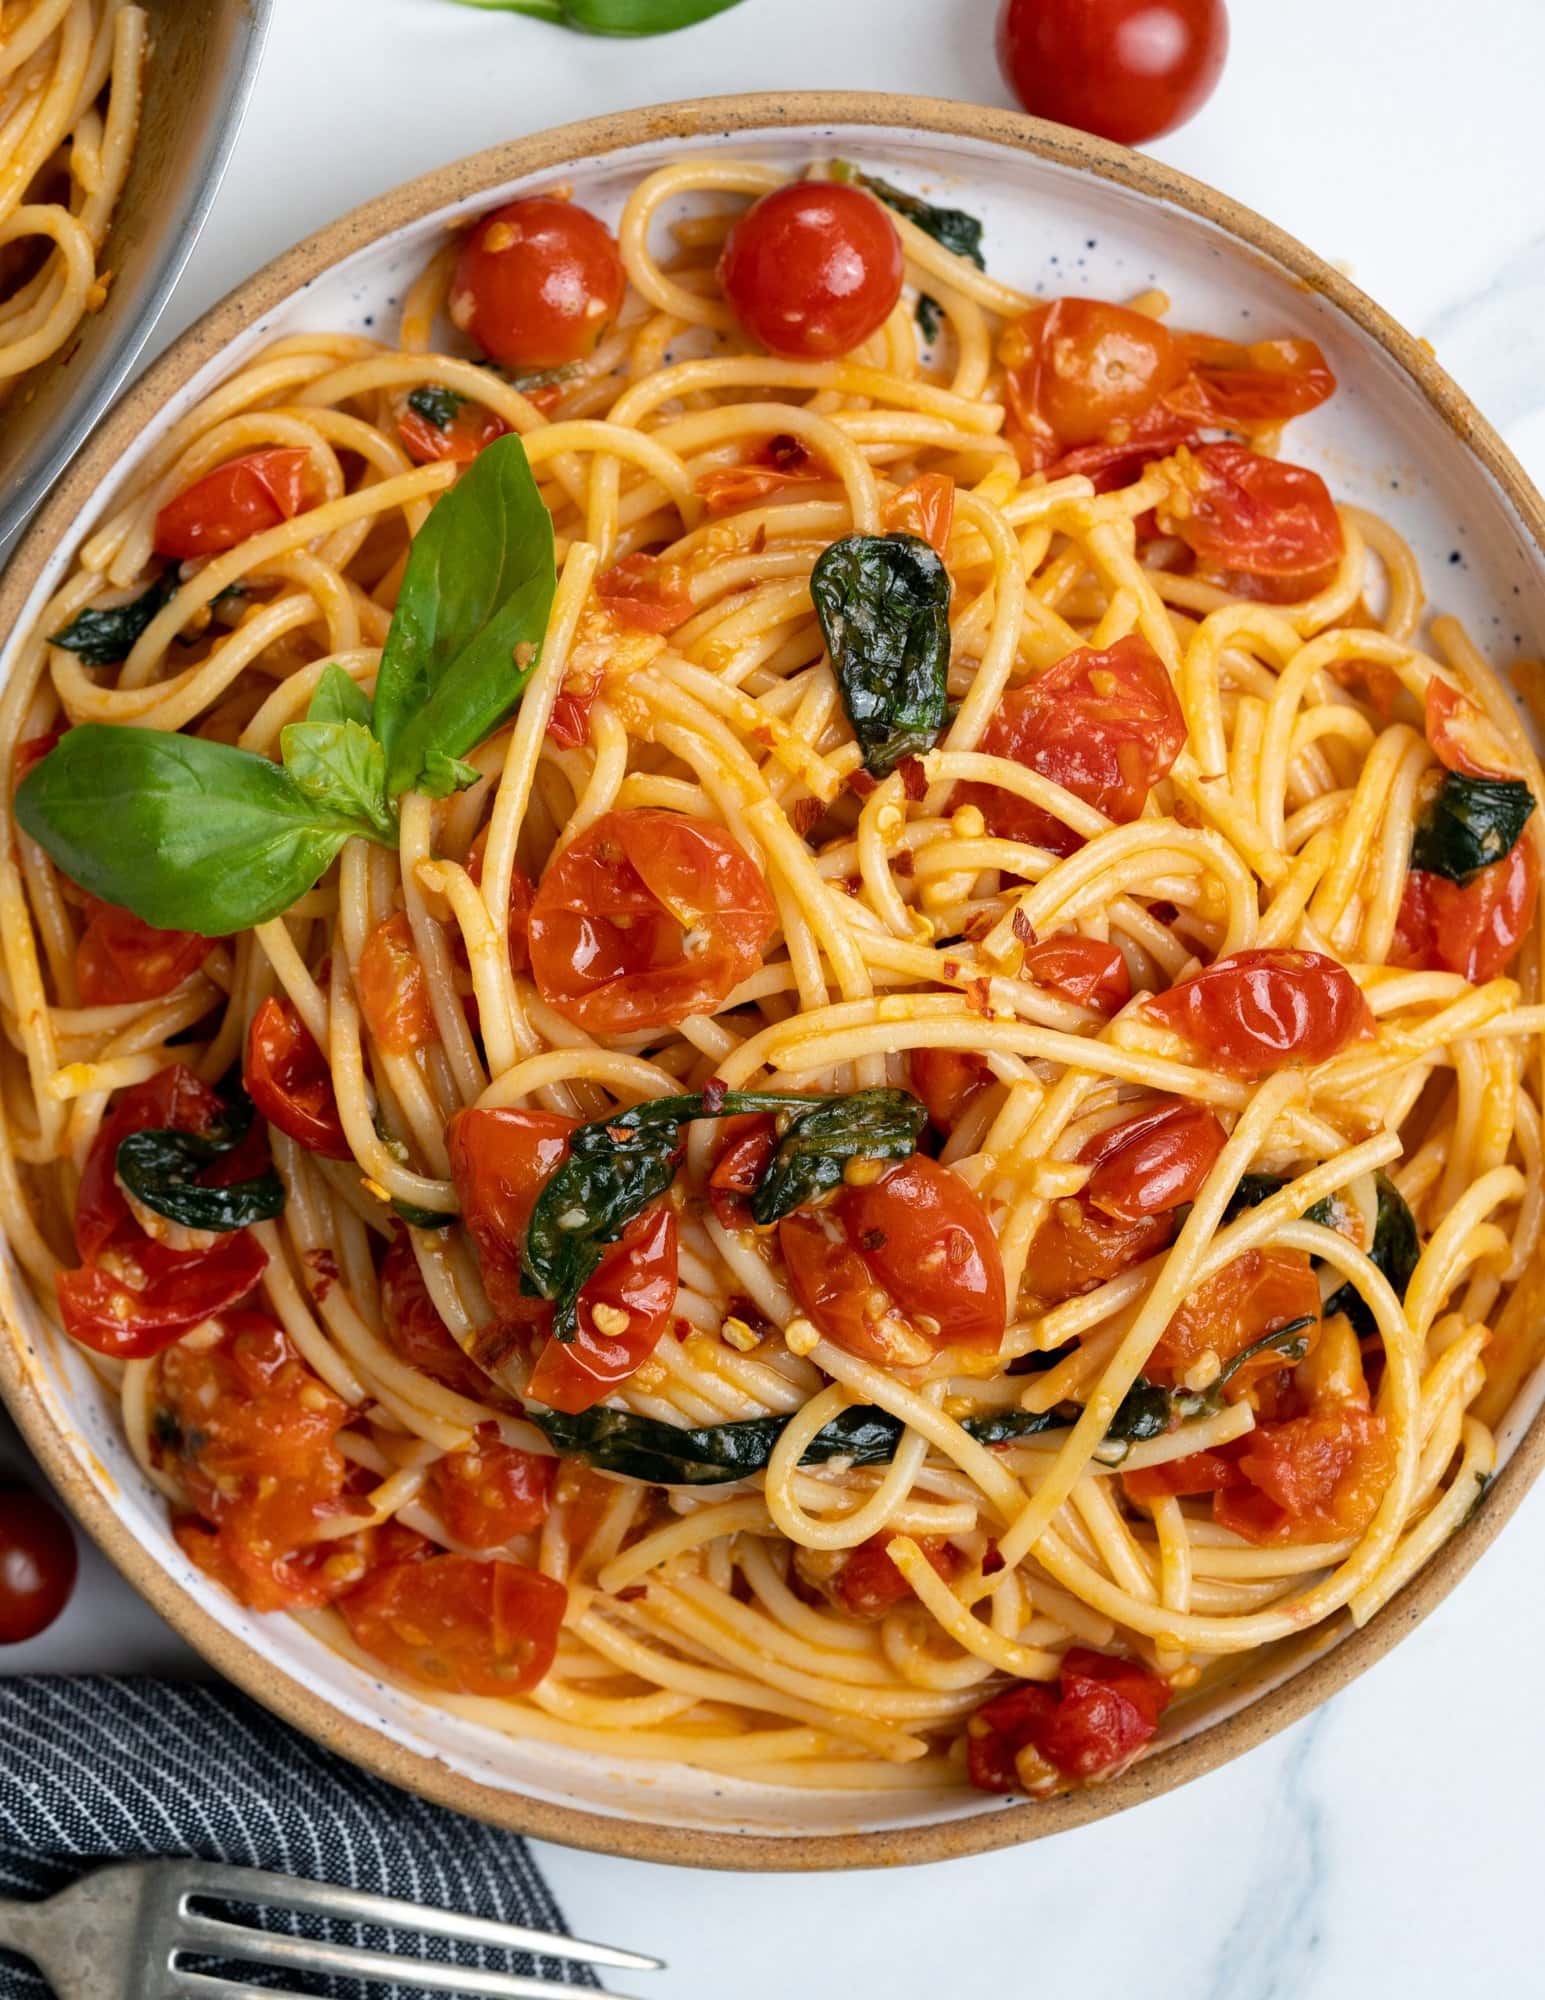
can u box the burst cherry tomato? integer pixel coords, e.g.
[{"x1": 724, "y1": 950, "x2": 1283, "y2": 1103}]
[
  {"x1": 527, "y1": 808, "x2": 778, "y2": 1035},
  {"x1": 1123, "y1": 1446, "x2": 1247, "y2": 1504},
  {"x1": 357, "y1": 911, "x2": 437, "y2": 1053},
  {"x1": 1147, "y1": 948, "x2": 1373, "y2": 1075},
  {"x1": 380, "y1": 1230, "x2": 501, "y2": 1404},
  {"x1": 1393, "y1": 838, "x2": 1539, "y2": 986},
  {"x1": 956, "y1": 635, "x2": 1187, "y2": 856},
  {"x1": 967, "y1": 1646, "x2": 1171, "y2": 1796},
  {"x1": 696, "y1": 436, "x2": 825, "y2": 516},
  {"x1": 1145, "y1": 1247, "x2": 1321, "y2": 1392},
  {"x1": 706, "y1": 1113, "x2": 779, "y2": 1228},
  {"x1": 244, "y1": 994, "x2": 349, "y2": 1160},
  {"x1": 1082, "y1": 1098, "x2": 1226, "y2": 1221},
  {"x1": 449, "y1": 196, "x2": 625, "y2": 372},
  {"x1": 595, "y1": 553, "x2": 695, "y2": 634},
  {"x1": 0, "y1": 1486, "x2": 77, "y2": 1644},
  {"x1": 448, "y1": 1107, "x2": 577, "y2": 1325},
  {"x1": 427, "y1": 1437, "x2": 555, "y2": 1550},
  {"x1": 1165, "y1": 334, "x2": 1336, "y2": 431},
  {"x1": 153, "y1": 447, "x2": 322, "y2": 560},
  {"x1": 719, "y1": 181, "x2": 904, "y2": 361},
  {"x1": 996, "y1": 0, "x2": 1230, "y2": 147},
  {"x1": 1023, "y1": 1197, "x2": 1171, "y2": 1305},
  {"x1": 1001, "y1": 299, "x2": 1188, "y2": 473},
  {"x1": 75, "y1": 898, "x2": 208, "y2": 1007},
  {"x1": 342, "y1": 1553, "x2": 566, "y2": 1697},
  {"x1": 397, "y1": 394, "x2": 509, "y2": 467},
  {"x1": 1215, "y1": 1404, "x2": 1394, "y2": 1546},
  {"x1": 814, "y1": 1532, "x2": 964, "y2": 1621},
  {"x1": 1158, "y1": 443, "x2": 1344, "y2": 602},
  {"x1": 909, "y1": 1047, "x2": 994, "y2": 1130},
  {"x1": 883, "y1": 473, "x2": 956, "y2": 556},
  {"x1": 1425, "y1": 678, "x2": 1519, "y2": 780},
  {"x1": 780, "y1": 1154, "x2": 1006, "y2": 1364},
  {"x1": 1021, "y1": 935, "x2": 1132, "y2": 1013}
]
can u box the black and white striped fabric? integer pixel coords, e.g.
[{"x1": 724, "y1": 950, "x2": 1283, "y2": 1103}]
[{"x1": 0, "y1": 1677, "x2": 595, "y2": 1998}]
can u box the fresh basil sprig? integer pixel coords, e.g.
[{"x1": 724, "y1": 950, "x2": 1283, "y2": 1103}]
[
  {"x1": 116, "y1": 1096, "x2": 284, "y2": 1233},
  {"x1": 49, "y1": 567, "x2": 180, "y2": 667},
  {"x1": 829, "y1": 162, "x2": 985, "y2": 345},
  {"x1": 1409, "y1": 772, "x2": 1535, "y2": 882},
  {"x1": 811, "y1": 533, "x2": 952, "y2": 778},
  {"x1": 280, "y1": 665, "x2": 396, "y2": 843},
  {"x1": 441, "y1": 0, "x2": 746, "y2": 32}
]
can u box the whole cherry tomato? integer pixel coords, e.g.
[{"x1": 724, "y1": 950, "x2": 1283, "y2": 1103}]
[
  {"x1": 450, "y1": 196, "x2": 626, "y2": 371},
  {"x1": 1394, "y1": 838, "x2": 1539, "y2": 986},
  {"x1": 780, "y1": 1154, "x2": 1006, "y2": 1363},
  {"x1": 956, "y1": 635, "x2": 1187, "y2": 856},
  {"x1": 1082, "y1": 1098, "x2": 1227, "y2": 1221},
  {"x1": 341, "y1": 1553, "x2": 566, "y2": 1697},
  {"x1": 426, "y1": 1437, "x2": 555, "y2": 1550},
  {"x1": 357, "y1": 911, "x2": 438, "y2": 1053},
  {"x1": 1020, "y1": 935, "x2": 1132, "y2": 1013},
  {"x1": 719, "y1": 181, "x2": 904, "y2": 360},
  {"x1": 1158, "y1": 443, "x2": 1344, "y2": 601},
  {"x1": 1001, "y1": 299, "x2": 1188, "y2": 471},
  {"x1": 527, "y1": 808, "x2": 778, "y2": 1035},
  {"x1": 1145, "y1": 1247, "x2": 1321, "y2": 1392},
  {"x1": 967, "y1": 1646, "x2": 1171, "y2": 1795},
  {"x1": 0, "y1": 1486, "x2": 77, "y2": 1644},
  {"x1": 245, "y1": 994, "x2": 350, "y2": 1160},
  {"x1": 75, "y1": 898, "x2": 208, "y2": 1007},
  {"x1": 996, "y1": 0, "x2": 1230, "y2": 147},
  {"x1": 1146, "y1": 948, "x2": 1374, "y2": 1075},
  {"x1": 154, "y1": 448, "x2": 322, "y2": 560},
  {"x1": 396, "y1": 393, "x2": 510, "y2": 467}
]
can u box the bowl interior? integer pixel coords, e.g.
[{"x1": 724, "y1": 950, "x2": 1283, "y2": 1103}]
[{"x1": 4, "y1": 102, "x2": 1545, "y2": 1861}]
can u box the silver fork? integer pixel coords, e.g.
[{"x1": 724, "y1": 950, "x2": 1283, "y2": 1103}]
[{"x1": 0, "y1": 1858, "x2": 662, "y2": 1999}]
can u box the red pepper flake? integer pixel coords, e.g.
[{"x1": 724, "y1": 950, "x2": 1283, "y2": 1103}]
[
  {"x1": 702, "y1": 1076, "x2": 727, "y2": 1112},
  {"x1": 789, "y1": 795, "x2": 824, "y2": 837},
  {"x1": 672, "y1": 1317, "x2": 692, "y2": 1340},
  {"x1": 964, "y1": 977, "x2": 993, "y2": 1017},
  {"x1": 1012, "y1": 909, "x2": 1037, "y2": 947},
  {"x1": 849, "y1": 769, "x2": 879, "y2": 798},
  {"x1": 769, "y1": 433, "x2": 811, "y2": 473},
  {"x1": 615, "y1": 1584, "x2": 648, "y2": 1602},
  {"x1": 981, "y1": 1543, "x2": 1006, "y2": 1576},
  {"x1": 962, "y1": 911, "x2": 996, "y2": 944},
  {"x1": 898, "y1": 755, "x2": 927, "y2": 801},
  {"x1": 893, "y1": 849, "x2": 915, "y2": 879},
  {"x1": 942, "y1": 959, "x2": 960, "y2": 981}
]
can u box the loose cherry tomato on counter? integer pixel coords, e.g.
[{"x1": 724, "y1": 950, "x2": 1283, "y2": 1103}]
[
  {"x1": 780, "y1": 1154, "x2": 1006, "y2": 1364},
  {"x1": 244, "y1": 994, "x2": 350, "y2": 1160},
  {"x1": 719, "y1": 181, "x2": 904, "y2": 361},
  {"x1": 380, "y1": 1229, "x2": 503, "y2": 1405},
  {"x1": 996, "y1": 0, "x2": 1229, "y2": 147},
  {"x1": 527, "y1": 808, "x2": 778, "y2": 1035},
  {"x1": 1157, "y1": 443, "x2": 1344, "y2": 602},
  {"x1": 341, "y1": 1553, "x2": 566, "y2": 1698},
  {"x1": 1393, "y1": 840, "x2": 1540, "y2": 985},
  {"x1": 153, "y1": 448, "x2": 323, "y2": 561},
  {"x1": 908, "y1": 1046, "x2": 995, "y2": 1130},
  {"x1": 1144, "y1": 1246, "x2": 1322, "y2": 1393},
  {"x1": 954, "y1": 635, "x2": 1187, "y2": 856},
  {"x1": 1020, "y1": 935, "x2": 1132, "y2": 1014},
  {"x1": 1425, "y1": 678, "x2": 1521, "y2": 780},
  {"x1": 0, "y1": 1486, "x2": 77, "y2": 1644},
  {"x1": 797, "y1": 1531, "x2": 965, "y2": 1621},
  {"x1": 426, "y1": 1437, "x2": 555, "y2": 1550},
  {"x1": 357, "y1": 910, "x2": 438, "y2": 1053},
  {"x1": 450, "y1": 196, "x2": 626, "y2": 372},
  {"x1": 1081, "y1": 1098, "x2": 1227, "y2": 1221},
  {"x1": 967, "y1": 1646, "x2": 1172, "y2": 1795},
  {"x1": 75, "y1": 897, "x2": 209, "y2": 1007},
  {"x1": 396, "y1": 393, "x2": 510, "y2": 467},
  {"x1": 1146, "y1": 948, "x2": 1374, "y2": 1076},
  {"x1": 1001, "y1": 298, "x2": 1189, "y2": 472},
  {"x1": 1165, "y1": 333, "x2": 1336, "y2": 432}
]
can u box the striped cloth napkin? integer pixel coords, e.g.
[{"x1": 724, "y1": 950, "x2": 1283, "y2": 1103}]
[{"x1": 0, "y1": 1677, "x2": 595, "y2": 1998}]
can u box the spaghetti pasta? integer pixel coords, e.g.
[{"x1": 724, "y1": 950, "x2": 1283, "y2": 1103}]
[{"x1": 3, "y1": 155, "x2": 1542, "y2": 1801}]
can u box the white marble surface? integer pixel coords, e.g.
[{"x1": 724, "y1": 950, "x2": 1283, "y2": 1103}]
[{"x1": 7, "y1": 0, "x2": 1545, "y2": 1993}]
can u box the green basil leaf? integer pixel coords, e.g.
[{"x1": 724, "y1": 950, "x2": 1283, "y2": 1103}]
[
  {"x1": 280, "y1": 717, "x2": 394, "y2": 842},
  {"x1": 116, "y1": 1099, "x2": 284, "y2": 1233},
  {"x1": 1409, "y1": 773, "x2": 1535, "y2": 883},
  {"x1": 406, "y1": 385, "x2": 467, "y2": 430},
  {"x1": 1221, "y1": 1173, "x2": 1338, "y2": 1230},
  {"x1": 306, "y1": 662, "x2": 374, "y2": 731},
  {"x1": 391, "y1": 1197, "x2": 458, "y2": 1230},
  {"x1": 747, "y1": 1087, "x2": 928, "y2": 1225},
  {"x1": 441, "y1": 0, "x2": 745, "y2": 31},
  {"x1": 811, "y1": 533, "x2": 951, "y2": 777},
  {"x1": 1103, "y1": 1378, "x2": 1174, "y2": 1447},
  {"x1": 372, "y1": 431, "x2": 556, "y2": 799},
  {"x1": 48, "y1": 568, "x2": 180, "y2": 667},
  {"x1": 14, "y1": 724, "x2": 384, "y2": 935},
  {"x1": 1322, "y1": 1172, "x2": 1419, "y2": 1335}
]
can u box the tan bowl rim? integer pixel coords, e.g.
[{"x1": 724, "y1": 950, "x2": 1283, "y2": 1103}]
[{"x1": 3, "y1": 89, "x2": 1544, "y2": 1873}]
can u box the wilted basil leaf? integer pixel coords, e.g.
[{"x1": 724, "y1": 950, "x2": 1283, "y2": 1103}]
[{"x1": 811, "y1": 533, "x2": 951, "y2": 777}]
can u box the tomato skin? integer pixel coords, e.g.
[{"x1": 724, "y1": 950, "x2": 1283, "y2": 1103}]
[
  {"x1": 595, "y1": 553, "x2": 695, "y2": 634},
  {"x1": 882, "y1": 473, "x2": 956, "y2": 557},
  {"x1": 527, "y1": 808, "x2": 778, "y2": 1035},
  {"x1": 909, "y1": 1046, "x2": 994, "y2": 1129},
  {"x1": 719, "y1": 182, "x2": 904, "y2": 361},
  {"x1": 245, "y1": 995, "x2": 350, "y2": 1160},
  {"x1": 427, "y1": 1436, "x2": 555, "y2": 1550},
  {"x1": 1159, "y1": 443, "x2": 1343, "y2": 600},
  {"x1": 380, "y1": 1230, "x2": 501, "y2": 1404},
  {"x1": 450, "y1": 196, "x2": 625, "y2": 371},
  {"x1": 342, "y1": 1553, "x2": 566, "y2": 1698},
  {"x1": 1148, "y1": 948, "x2": 1373, "y2": 1075},
  {"x1": 957, "y1": 635, "x2": 1187, "y2": 856},
  {"x1": 967, "y1": 1646, "x2": 1171, "y2": 1795},
  {"x1": 706, "y1": 1113, "x2": 778, "y2": 1228},
  {"x1": 781, "y1": 1154, "x2": 1006, "y2": 1363},
  {"x1": 697, "y1": 437, "x2": 825, "y2": 516},
  {"x1": 75, "y1": 898, "x2": 208, "y2": 1007},
  {"x1": 820, "y1": 1532, "x2": 964, "y2": 1620},
  {"x1": 1215, "y1": 1404, "x2": 1394, "y2": 1546},
  {"x1": 996, "y1": 0, "x2": 1228, "y2": 146},
  {"x1": 154, "y1": 447, "x2": 321, "y2": 560},
  {"x1": 1393, "y1": 839, "x2": 1539, "y2": 985},
  {"x1": 0, "y1": 1486, "x2": 77, "y2": 1643},
  {"x1": 1083, "y1": 1099, "x2": 1227, "y2": 1222},
  {"x1": 1165, "y1": 334, "x2": 1335, "y2": 431},
  {"x1": 1123, "y1": 1446, "x2": 1248, "y2": 1504},
  {"x1": 1002, "y1": 299, "x2": 1188, "y2": 470},
  {"x1": 357, "y1": 911, "x2": 438, "y2": 1053},
  {"x1": 1023, "y1": 1199, "x2": 1170, "y2": 1306},
  {"x1": 1045, "y1": 414, "x2": 1200, "y2": 493},
  {"x1": 1021, "y1": 935, "x2": 1131, "y2": 1014},
  {"x1": 525, "y1": 1203, "x2": 679, "y2": 1416},
  {"x1": 397, "y1": 396, "x2": 509, "y2": 467},
  {"x1": 1425, "y1": 678, "x2": 1519, "y2": 780},
  {"x1": 448, "y1": 1107, "x2": 578, "y2": 1325},
  {"x1": 1146, "y1": 1246, "x2": 1321, "y2": 1392}
]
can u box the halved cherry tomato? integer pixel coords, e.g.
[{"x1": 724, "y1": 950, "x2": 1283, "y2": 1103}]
[
  {"x1": 719, "y1": 181, "x2": 904, "y2": 361},
  {"x1": 1021, "y1": 935, "x2": 1132, "y2": 1013},
  {"x1": 1165, "y1": 333, "x2": 1335, "y2": 431},
  {"x1": 244, "y1": 994, "x2": 350, "y2": 1160},
  {"x1": 447, "y1": 1107, "x2": 579, "y2": 1325},
  {"x1": 696, "y1": 435, "x2": 826, "y2": 515},
  {"x1": 706, "y1": 1113, "x2": 778, "y2": 1228},
  {"x1": 967, "y1": 1645, "x2": 1172, "y2": 1795},
  {"x1": 882, "y1": 473, "x2": 956, "y2": 557},
  {"x1": 955, "y1": 635, "x2": 1186, "y2": 856},
  {"x1": 594, "y1": 553, "x2": 695, "y2": 634},
  {"x1": 1145, "y1": 1247, "x2": 1321, "y2": 1393},
  {"x1": 380, "y1": 1230, "x2": 501, "y2": 1404},
  {"x1": 342, "y1": 1552, "x2": 566, "y2": 1697},
  {"x1": 996, "y1": 0, "x2": 1229, "y2": 147},
  {"x1": 450, "y1": 196, "x2": 625, "y2": 371},
  {"x1": 357, "y1": 910, "x2": 437, "y2": 1053},
  {"x1": 1046, "y1": 412, "x2": 1200, "y2": 493},
  {"x1": 427, "y1": 1435, "x2": 555, "y2": 1550},
  {"x1": 1425, "y1": 678, "x2": 1519, "y2": 780},
  {"x1": 1147, "y1": 948, "x2": 1373, "y2": 1075},
  {"x1": 1215, "y1": 1403, "x2": 1394, "y2": 1546},
  {"x1": 1023, "y1": 1199, "x2": 1170, "y2": 1306},
  {"x1": 810, "y1": 1531, "x2": 964, "y2": 1621},
  {"x1": 525, "y1": 1203, "x2": 680, "y2": 1415},
  {"x1": 1001, "y1": 299, "x2": 1189, "y2": 473},
  {"x1": 909, "y1": 1046, "x2": 994, "y2": 1129},
  {"x1": 1158, "y1": 443, "x2": 1343, "y2": 601},
  {"x1": 75, "y1": 897, "x2": 209, "y2": 1007},
  {"x1": 1082, "y1": 1098, "x2": 1227, "y2": 1221},
  {"x1": 1393, "y1": 837, "x2": 1539, "y2": 985},
  {"x1": 527, "y1": 808, "x2": 778, "y2": 1035},
  {"x1": 397, "y1": 394, "x2": 510, "y2": 466},
  {"x1": 153, "y1": 447, "x2": 322, "y2": 561},
  {"x1": 0, "y1": 1486, "x2": 77, "y2": 1643},
  {"x1": 780, "y1": 1154, "x2": 1006, "y2": 1363}
]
